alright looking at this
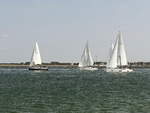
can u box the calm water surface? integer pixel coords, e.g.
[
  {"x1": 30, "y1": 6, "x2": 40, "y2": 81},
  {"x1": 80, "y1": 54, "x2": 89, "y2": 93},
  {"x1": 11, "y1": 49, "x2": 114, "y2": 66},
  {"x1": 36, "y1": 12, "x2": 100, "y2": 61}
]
[{"x1": 0, "y1": 67, "x2": 150, "y2": 113}]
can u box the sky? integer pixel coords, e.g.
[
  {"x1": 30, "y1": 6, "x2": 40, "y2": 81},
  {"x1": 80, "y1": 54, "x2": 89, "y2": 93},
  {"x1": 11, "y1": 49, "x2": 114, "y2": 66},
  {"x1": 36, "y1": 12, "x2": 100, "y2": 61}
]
[{"x1": 0, "y1": 0, "x2": 150, "y2": 63}]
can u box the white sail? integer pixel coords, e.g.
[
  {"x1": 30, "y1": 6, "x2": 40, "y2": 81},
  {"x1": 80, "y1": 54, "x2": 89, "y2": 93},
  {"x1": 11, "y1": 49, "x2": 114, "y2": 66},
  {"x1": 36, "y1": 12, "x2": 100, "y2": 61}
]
[
  {"x1": 106, "y1": 31, "x2": 132, "y2": 72},
  {"x1": 109, "y1": 43, "x2": 114, "y2": 58},
  {"x1": 107, "y1": 36, "x2": 119, "y2": 68},
  {"x1": 79, "y1": 42, "x2": 94, "y2": 67},
  {"x1": 117, "y1": 32, "x2": 128, "y2": 66},
  {"x1": 30, "y1": 42, "x2": 42, "y2": 66},
  {"x1": 111, "y1": 43, "x2": 114, "y2": 50}
]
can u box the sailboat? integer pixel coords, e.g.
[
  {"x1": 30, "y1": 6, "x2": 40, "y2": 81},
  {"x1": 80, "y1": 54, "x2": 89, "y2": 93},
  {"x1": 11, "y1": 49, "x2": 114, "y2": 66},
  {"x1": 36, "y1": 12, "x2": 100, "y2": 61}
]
[
  {"x1": 29, "y1": 42, "x2": 48, "y2": 71},
  {"x1": 106, "y1": 32, "x2": 133, "y2": 72},
  {"x1": 79, "y1": 41, "x2": 98, "y2": 71}
]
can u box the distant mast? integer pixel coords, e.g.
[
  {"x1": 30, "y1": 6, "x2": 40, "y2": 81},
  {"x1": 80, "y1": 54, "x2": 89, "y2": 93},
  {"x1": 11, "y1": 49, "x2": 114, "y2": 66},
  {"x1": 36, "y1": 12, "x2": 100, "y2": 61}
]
[{"x1": 30, "y1": 42, "x2": 42, "y2": 66}]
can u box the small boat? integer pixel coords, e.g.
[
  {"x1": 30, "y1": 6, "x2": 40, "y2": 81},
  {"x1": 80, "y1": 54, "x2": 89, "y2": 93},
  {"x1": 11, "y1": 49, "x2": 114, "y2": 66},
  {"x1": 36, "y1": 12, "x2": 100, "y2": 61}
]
[
  {"x1": 106, "y1": 31, "x2": 133, "y2": 73},
  {"x1": 79, "y1": 41, "x2": 98, "y2": 71},
  {"x1": 29, "y1": 42, "x2": 48, "y2": 71}
]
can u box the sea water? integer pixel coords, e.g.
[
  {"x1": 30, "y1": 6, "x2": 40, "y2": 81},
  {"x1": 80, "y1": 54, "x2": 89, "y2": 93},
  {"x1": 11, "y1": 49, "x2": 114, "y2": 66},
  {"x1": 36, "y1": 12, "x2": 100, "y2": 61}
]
[{"x1": 0, "y1": 67, "x2": 150, "y2": 113}]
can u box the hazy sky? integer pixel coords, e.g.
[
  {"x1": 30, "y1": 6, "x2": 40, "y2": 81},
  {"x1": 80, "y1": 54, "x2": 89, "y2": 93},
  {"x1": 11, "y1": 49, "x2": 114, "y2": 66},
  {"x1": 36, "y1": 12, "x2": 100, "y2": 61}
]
[{"x1": 0, "y1": 0, "x2": 150, "y2": 63}]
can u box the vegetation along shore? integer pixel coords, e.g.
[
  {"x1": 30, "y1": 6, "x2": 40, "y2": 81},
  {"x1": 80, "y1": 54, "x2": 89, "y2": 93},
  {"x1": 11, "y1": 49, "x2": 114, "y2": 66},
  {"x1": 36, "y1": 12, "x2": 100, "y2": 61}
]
[{"x1": 0, "y1": 62, "x2": 150, "y2": 68}]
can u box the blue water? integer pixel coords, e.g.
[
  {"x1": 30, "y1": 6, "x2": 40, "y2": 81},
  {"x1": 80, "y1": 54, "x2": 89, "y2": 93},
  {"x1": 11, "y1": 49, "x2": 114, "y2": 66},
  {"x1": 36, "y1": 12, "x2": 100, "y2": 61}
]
[{"x1": 0, "y1": 67, "x2": 150, "y2": 113}]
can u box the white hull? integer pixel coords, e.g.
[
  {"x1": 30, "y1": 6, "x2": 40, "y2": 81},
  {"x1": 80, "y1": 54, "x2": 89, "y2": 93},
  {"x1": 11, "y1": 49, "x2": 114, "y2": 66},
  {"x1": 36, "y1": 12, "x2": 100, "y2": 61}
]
[
  {"x1": 80, "y1": 67, "x2": 98, "y2": 71},
  {"x1": 29, "y1": 66, "x2": 48, "y2": 71},
  {"x1": 106, "y1": 68, "x2": 133, "y2": 73}
]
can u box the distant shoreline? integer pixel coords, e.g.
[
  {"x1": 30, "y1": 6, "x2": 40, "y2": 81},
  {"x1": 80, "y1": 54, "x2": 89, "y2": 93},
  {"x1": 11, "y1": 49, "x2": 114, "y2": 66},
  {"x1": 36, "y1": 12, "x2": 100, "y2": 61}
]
[{"x1": 0, "y1": 62, "x2": 150, "y2": 68}]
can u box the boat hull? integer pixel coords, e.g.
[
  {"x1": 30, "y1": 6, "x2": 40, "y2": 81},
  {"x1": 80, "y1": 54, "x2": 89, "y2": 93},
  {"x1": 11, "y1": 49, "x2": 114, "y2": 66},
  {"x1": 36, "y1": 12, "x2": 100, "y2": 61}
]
[
  {"x1": 106, "y1": 68, "x2": 133, "y2": 73},
  {"x1": 29, "y1": 66, "x2": 48, "y2": 71},
  {"x1": 79, "y1": 67, "x2": 98, "y2": 71}
]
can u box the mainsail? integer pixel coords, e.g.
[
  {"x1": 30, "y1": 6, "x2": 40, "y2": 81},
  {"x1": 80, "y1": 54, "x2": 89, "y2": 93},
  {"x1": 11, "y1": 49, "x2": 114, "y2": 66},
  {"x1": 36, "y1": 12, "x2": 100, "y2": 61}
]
[
  {"x1": 107, "y1": 31, "x2": 128, "y2": 68},
  {"x1": 30, "y1": 42, "x2": 42, "y2": 66},
  {"x1": 107, "y1": 36, "x2": 119, "y2": 68},
  {"x1": 117, "y1": 32, "x2": 128, "y2": 66},
  {"x1": 79, "y1": 42, "x2": 94, "y2": 67}
]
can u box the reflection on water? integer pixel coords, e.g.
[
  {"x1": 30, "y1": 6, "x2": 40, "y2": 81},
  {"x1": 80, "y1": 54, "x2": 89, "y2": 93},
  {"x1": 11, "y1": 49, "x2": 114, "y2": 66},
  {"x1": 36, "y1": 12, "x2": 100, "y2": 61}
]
[{"x1": 0, "y1": 67, "x2": 150, "y2": 113}]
